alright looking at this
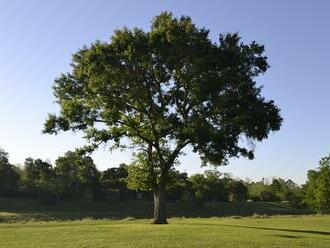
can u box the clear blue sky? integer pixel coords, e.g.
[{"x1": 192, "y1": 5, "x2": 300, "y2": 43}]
[{"x1": 0, "y1": 0, "x2": 329, "y2": 184}]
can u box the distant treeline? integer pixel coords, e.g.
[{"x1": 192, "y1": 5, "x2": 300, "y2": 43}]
[
  {"x1": 0, "y1": 148, "x2": 303, "y2": 205},
  {"x1": 0, "y1": 147, "x2": 329, "y2": 213}
]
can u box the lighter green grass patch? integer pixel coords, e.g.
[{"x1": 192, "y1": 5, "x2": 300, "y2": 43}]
[{"x1": 0, "y1": 215, "x2": 329, "y2": 248}]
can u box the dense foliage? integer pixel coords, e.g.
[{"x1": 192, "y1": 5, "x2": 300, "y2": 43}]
[
  {"x1": 0, "y1": 147, "x2": 305, "y2": 208},
  {"x1": 304, "y1": 154, "x2": 330, "y2": 213},
  {"x1": 0, "y1": 148, "x2": 20, "y2": 196}
]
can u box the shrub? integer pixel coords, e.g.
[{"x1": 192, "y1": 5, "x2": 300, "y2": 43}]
[{"x1": 260, "y1": 191, "x2": 280, "y2": 202}]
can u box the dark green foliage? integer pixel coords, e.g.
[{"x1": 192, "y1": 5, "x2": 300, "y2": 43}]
[
  {"x1": 101, "y1": 163, "x2": 137, "y2": 199},
  {"x1": 43, "y1": 11, "x2": 282, "y2": 168},
  {"x1": 166, "y1": 170, "x2": 191, "y2": 202},
  {"x1": 227, "y1": 180, "x2": 248, "y2": 202},
  {"x1": 247, "y1": 180, "x2": 267, "y2": 201},
  {"x1": 36, "y1": 185, "x2": 58, "y2": 205},
  {"x1": 0, "y1": 148, "x2": 20, "y2": 196},
  {"x1": 260, "y1": 190, "x2": 280, "y2": 202},
  {"x1": 188, "y1": 170, "x2": 250, "y2": 205},
  {"x1": 304, "y1": 154, "x2": 330, "y2": 213},
  {"x1": 246, "y1": 178, "x2": 303, "y2": 206},
  {"x1": 0, "y1": 147, "x2": 9, "y2": 164},
  {"x1": 22, "y1": 158, "x2": 54, "y2": 192},
  {"x1": 271, "y1": 178, "x2": 303, "y2": 205},
  {"x1": 20, "y1": 157, "x2": 58, "y2": 202},
  {"x1": 54, "y1": 151, "x2": 101, "y2": 200},
  {"x1": 189, "y1": 170, "x2": 230, "y2": 204}
]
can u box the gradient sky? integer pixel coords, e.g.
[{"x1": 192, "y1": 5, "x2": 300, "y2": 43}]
[{"x1": 0, "y1": 0, "x2": 329, "y2": 184}]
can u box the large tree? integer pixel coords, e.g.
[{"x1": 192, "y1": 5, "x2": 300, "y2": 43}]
[{"x1": 43, "y1": 12, "x2": 282, "y2": 223}]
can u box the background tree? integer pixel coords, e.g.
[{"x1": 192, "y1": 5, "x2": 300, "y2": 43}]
[
  {"x1": 246, "y1": 177, "x2": 303, "y2": 205},
  {"x1": 269, "y1": 178, "x2": 302, "y2": 205},
  {"x1": 166, "y1": 170, "x2": 191, "y2": 202},
  {"x1": 0, "y1": 148, "x2": 9, "y2": 165},
  {"x1": 0, "y1": 148, "x2": 20, "y2": 196},
  {"x1": 43, "y1": 12, "x2": 282, "y2": 223},
  {"x1": 21, "y1": 158, "x2": 56, "y2": 202},
  {"x1": 247, "y1": 179, "x2": 267, "y2": 201},
  {"x1": 304, "y1": 154, "x2": 330, "y2": 213},
  {"x1": 22, "y1": 158, "x2": 54, "y2": 191},
  {"x1": 204, "y1": 170, "x2": 231, "y2": 202},
  {"x1": 189, "y1": 173, "x2": 209, "y2": 206},
  {"x1": 101, "y1": 163, "x2": 136, "y2": 200},
  {"x1": 188, "y1": 170, "x2": 248, "y2": 204},
  {"x1": 189, "y1": 170, "x2": 229, "y2": 205},
  {"x1": 227, "y1": 180, "x2": 248, "y2": 202},
  {"x1": 282, "y1": 179, "x2": 303, "y2": 207},
  {"x1": 54, "y1": 151, "x2": 101, "y2": 200}
]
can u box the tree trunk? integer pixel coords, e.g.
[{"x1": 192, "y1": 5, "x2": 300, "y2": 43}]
[{"x1": 153, "y1": 184, "x2": 168, "y2": 224}]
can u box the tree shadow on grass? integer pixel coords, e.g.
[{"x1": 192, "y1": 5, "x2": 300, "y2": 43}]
[
  {"x1": 273, "y1": 234, "x2": 300, "y2": 239},
  {"x1": 181, "y1": 222, "x2": 330, "y2": 236},
  {"x1": 228, "y1": 225, "x2": 330, "y2": 236}
]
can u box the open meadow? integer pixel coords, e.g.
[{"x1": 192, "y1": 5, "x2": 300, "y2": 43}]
[
  {"x1": 0, "y1": 215, "x2": 329, "y2": 248},
  {"x1": 0, "y1": 198, "x2": 328, "y2": 248}
]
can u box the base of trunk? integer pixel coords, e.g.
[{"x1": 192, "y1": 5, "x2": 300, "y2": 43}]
[
  {"x1": 153, "y1": 218, "x2": 168, "y2": 224},
  {"x1": 153, "y1": 187, "x2": 167, "y2": 224}
]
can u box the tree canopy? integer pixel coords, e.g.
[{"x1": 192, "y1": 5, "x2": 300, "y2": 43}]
[
  {"x1": 43, "y1": 12, "x2": 282, "y2": 223},
  {"x1": 54, "y1": 151, "x2": 101, "y2": 200},
  {"x1": 0, "y1": 147, "x2": 20, "y2": 196},
  {"x1": 304, "y1": 154, "x2": 330, "y2": 213}
]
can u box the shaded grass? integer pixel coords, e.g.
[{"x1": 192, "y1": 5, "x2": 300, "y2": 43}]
[{"x1": 0, "y1": 197, "x2": 311, "y2": 222}]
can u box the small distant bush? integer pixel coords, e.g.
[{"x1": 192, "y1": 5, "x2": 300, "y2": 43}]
[{"x1": 260, "y1": 191, "x2": 280, "y2": 202}]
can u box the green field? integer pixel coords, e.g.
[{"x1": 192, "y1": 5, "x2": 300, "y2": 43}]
[
  {"x1": 0, "y1": 198, "x2": 324, "y2": 247},
  {"x1": 0, "y1": 215, "x2": 329, "y2": 248}
]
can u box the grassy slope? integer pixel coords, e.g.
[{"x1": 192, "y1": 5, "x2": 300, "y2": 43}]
[
  {"x1": 0, "y1": 197, "x2": 311, "y2": 222},
  {"x1": 0, "y1": 216, "x2": 329, "y2": 248}
]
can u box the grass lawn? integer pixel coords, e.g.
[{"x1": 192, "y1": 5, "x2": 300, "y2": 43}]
[
  {"x1": 0, "y1": 215, "x2": 329, "y2": 248},
  {"x1": 0, "y1": 197, "x2": 323, "y2": 247}
]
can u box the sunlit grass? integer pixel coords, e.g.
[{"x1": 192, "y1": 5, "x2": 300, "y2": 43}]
[{"x1": 0, "y1": 215, "x2": 329, "y2": 248}]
